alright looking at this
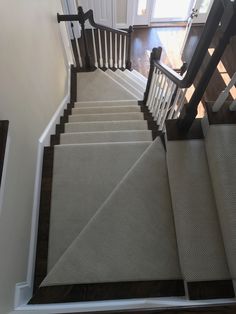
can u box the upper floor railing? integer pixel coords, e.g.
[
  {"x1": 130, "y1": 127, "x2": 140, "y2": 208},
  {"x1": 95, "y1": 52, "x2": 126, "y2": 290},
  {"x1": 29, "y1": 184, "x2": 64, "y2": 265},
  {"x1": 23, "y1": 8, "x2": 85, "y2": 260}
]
[
  {"x1": 57, "y1": 6, "x2": 133, "y2": 71},
  {"x1": 144, "y1": 0, "x2": 236, "y2": 133}
]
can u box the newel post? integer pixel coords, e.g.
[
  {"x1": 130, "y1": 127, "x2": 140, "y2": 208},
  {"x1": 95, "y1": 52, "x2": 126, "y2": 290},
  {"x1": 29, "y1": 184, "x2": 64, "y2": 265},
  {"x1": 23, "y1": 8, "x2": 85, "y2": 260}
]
[
  {"x1": 126, "y1": 26, "x2": 133, "y2": 70},
  {"x1": 78, "y1": 6, "x2": 91, "y2": 70},
  {"x1": 143, "y1": 47, "x2": 162, "y2": 105}
]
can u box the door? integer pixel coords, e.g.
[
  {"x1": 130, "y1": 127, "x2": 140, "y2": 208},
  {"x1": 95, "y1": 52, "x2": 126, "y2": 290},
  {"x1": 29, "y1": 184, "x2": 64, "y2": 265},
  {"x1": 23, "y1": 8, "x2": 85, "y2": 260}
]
[
  {"x1": 181, "y1": 0, "x2": 214, "y2": 57},
  {"x1": 192, "y1": 0, "x2": 214, "y2": 23},
  {"x1": 133, "y1": 0, "x2": 152, "y2": 26}
]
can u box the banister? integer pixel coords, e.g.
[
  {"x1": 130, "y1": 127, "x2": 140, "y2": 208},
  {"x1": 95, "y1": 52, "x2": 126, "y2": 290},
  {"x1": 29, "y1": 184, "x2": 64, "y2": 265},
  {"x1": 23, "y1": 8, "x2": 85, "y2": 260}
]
[
  {"x1": 57, "y1": 8, "x2": 129, "y2": 36},
  {"x1": 151, "y1": 0, "x2": 224, "y2": 89}
]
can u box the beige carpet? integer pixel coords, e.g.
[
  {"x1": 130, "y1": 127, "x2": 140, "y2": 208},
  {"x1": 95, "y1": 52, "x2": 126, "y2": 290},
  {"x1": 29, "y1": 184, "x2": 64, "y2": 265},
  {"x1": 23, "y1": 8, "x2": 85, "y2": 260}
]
[
  {"x1": 167, "y1": 139, "x2": 230, "y2": 282},
  {"x1": 43, "y1": 138, "x2": 182, "y2": 286},
  {"x1": 47, "y1": 141, "x2": 151, "y2": 271},
  {"x1": 205, "y1": 125, "x2": 236, "y2": 281},
  {"x1": 77, "y1": 69, "x2": 137, "y2": 101}
]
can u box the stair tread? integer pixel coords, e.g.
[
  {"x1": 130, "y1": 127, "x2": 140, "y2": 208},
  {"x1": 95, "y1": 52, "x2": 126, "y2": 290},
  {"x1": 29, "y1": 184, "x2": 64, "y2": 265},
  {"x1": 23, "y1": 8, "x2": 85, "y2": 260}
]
[
  {"x1": 65, "y1": 120, "x2": 149, "y2": 133},
  {"x1": 60, "y1": 130, "x2": 153, "y2": 144},
  {"x1": 69, "y1": 112, "x2": 144, "y2": 122},
  {"x1": 72, "y1": 105, "x2": 141, "y2": 115},
  {"x1": 43, "y1": 138, "x2": 182, "y2": 286},
  {"x1": 167, "y1": 139, "x2": 230, "y2": 282},
  {"x1": 205, "y1": 124, "x2": 236, "y2": 281},
  {"x1": 47, "y1": 141, "x2": 151, "y2": 270},
  {"x1": 117, "y1": 69, "x2": 146, "y2": 92},
  {"x1": 125, "y1": 69, "x2": 147, "y2": 86},
  {"x1": 105, "y1": 69, "x2": 144, "y2": 100}
]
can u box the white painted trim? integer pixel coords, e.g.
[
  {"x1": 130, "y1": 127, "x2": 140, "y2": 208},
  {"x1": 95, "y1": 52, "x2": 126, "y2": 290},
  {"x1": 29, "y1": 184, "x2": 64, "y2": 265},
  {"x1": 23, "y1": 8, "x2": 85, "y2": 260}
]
[
  {"x1": 14, "y1": 66, "x2": 71, "y2": 309},
  {"x1": 13, "y1": 296, "x2": 236, "y2": 313}
]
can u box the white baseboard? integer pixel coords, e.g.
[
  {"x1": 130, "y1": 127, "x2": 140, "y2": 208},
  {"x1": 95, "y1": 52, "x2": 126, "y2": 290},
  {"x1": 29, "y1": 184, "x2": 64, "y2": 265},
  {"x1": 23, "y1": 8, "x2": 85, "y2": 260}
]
[{"x1": 14, "y1": 66, "x2": 71, "y2": 309}]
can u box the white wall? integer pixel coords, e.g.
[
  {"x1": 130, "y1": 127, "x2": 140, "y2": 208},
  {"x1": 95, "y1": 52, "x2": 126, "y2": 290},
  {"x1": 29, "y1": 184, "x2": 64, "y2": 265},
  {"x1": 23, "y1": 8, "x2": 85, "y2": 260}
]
[{"x1": 0, "y1": 0, "x2": 68, "y2": 313}]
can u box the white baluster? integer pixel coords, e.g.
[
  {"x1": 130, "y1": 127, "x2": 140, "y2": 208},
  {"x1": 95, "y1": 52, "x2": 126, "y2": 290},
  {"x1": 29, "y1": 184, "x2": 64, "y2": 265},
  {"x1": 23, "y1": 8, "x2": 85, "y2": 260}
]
[
  {"x1": 98, "y1": 29, "x2": 103, "y2": 68},
  {"x1": 213, "y1": 72, "x2": 236, "y2": 112},
  {"x1": 149, "y1": 70, "x2": 160, "y2": 114},
  {"x1": 157, "y1": 77, "x2": 170, "y2": 125},
  {"x1": 173, "y1": 89, "x2": 187, "y2": 118},
  {"x1": 123, "y1": 36, "x2": 127, "y2": 68},
  {"x1": 75, "y1": 39, "x2": 83, "y2": 68},
  {"x1": 229, "y1": 99, "x2": 236, "y2": 111},
  {"x1": 92, "y1": 28, "x2": 98, "y2": 68},
  {"x1": 146, "y1": 68, "x2": 158, "y2": 110},
  {"x1": 104, "y1": 30, "x2": 108, "y2": 68},
  {"x1": 168, "y1": 88, "x2": 181, "y2": 119},
  {"x1": 153, "y1": 75, "x2": 167, "y2": 121},
  {"x1": 150, "y1": 71, "x2": 162, "y2": 114},
  {"x1": 114, "y1": 33, "x2": 118, "y2": 68},
  {"x1": 159, "y1": 82, "x2": 175, "y2": 131},
  {"x1": 119, "y1": 35, "x2": 122, "y2": 68},
  {"x1": 109, "y1": 32, "x2": 113, "y2": 68}
]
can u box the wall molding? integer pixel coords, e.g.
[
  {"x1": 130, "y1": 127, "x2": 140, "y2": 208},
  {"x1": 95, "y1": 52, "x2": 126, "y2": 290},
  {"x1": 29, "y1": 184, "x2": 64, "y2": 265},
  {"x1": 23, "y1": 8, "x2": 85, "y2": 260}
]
[{"x1": 14, "y1": 65, "x2": 71, "y2": 309}]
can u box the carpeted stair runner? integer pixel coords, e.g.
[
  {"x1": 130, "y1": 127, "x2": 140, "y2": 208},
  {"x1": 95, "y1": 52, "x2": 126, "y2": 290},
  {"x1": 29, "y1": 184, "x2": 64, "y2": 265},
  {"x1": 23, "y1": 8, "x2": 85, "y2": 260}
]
[
  {"x1": 47, "y1": 141, "x2": 151, "y2": 270},
  {"x1": 205, "y1": 124, "x2": 236, "y2": 289},
  {"x1": 60, "y1": 130, "x2": 152, "y2": 144},
  {"x1": 43, "y1": 138, "x2": 182, "y2": 286},
  {"x1": 167, "y1": 139, "x2": 230, "y2": 283},
  {"x1": 65, "y1": 120, "x2": 149, "y2": 133},
  {"x1": 39, "y1": 69, "x2": 236, "y2": 302},
  {"x1": 105, "y1": 69, "x2": 144, "y2": 100},
  {"x1": 76, "y1": 69, "x2": 137, "y2": 101}
]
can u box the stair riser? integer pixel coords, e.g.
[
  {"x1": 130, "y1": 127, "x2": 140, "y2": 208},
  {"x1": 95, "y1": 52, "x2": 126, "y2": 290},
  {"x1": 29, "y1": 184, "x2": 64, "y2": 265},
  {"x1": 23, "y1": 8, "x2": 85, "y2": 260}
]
[
  {"x1": 74, "y1": 100, "x2": 139, "y2": 108},
  {"x1": 69, "y1": 113, "x2": 144, "y2": 123},
  {"x1": 72, "y1": 106, "x2": 141, "y2": 115},
  {"x1": 65, "y1": 121, "x2": 149, "y2": 133},
  {"x1": 60, "y1": 131, "x2": 153, "y2": 144},
  {"x1": 105, "y1": 70, "x2": 144, "y2": 100}
]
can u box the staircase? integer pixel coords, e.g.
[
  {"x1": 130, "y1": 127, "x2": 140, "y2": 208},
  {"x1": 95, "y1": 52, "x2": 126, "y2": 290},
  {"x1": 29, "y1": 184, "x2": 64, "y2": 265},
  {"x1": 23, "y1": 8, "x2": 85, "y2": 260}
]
[
  {"x1": 30, "y1": 68, "x2": 236, "y2": 307},
  {"x1": 27, "y1": 1, "x2": 236, "y2": 311}
]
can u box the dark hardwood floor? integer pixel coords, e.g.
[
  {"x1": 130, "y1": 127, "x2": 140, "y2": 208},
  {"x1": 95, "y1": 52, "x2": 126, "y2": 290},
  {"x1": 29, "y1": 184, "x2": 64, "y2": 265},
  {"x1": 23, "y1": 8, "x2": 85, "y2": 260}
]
[{"x1": 131, "y1": 26, "x2": 236, "y2": 111}]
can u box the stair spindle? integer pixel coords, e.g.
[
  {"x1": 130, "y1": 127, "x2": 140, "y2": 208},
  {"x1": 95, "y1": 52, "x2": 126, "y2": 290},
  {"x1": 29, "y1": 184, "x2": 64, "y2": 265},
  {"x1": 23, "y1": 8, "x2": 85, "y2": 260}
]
[
  {"x1": 159, "y1": 82, "x2": 175, "y2": 130},
  {"x1": 98, "y1": 29, "x2": 103, "y2": 68},
  {"x1": 168, "y1": 88, "x2": 182, "y2": 119},
  {"x1": 104, "y1": 30, "x2": 108, "y2": 68},
  {"x1": 114, "y1": 33, "x2": 118, "y2": 68},
  {"x1": 173, "y1": 89, "x2": 187, "y2": 119},
  {"x1": 123, "y1": 36, "x2": 127, "y2": 69},
  {"x1": 153, "y1": 74, "x2": 166, "y2": 120},
  {"x1": 157, "y1": 78, "x2": 171, "y2": 125},
  {"x1": 109, "y1": 32, "x2": 113, "y2": 68},
  {"x1": 119, "y1": 35, "x2": 122, "y2": 68},
  {"x1": 146, "y1": 68, "x2": 158, "y2": 111},
  {"x1": 150, "y1": 70, "x2": 161, "y2": 114},
  {"x1": 92, "y1": 28, "x2": 98, "y2": 68}
]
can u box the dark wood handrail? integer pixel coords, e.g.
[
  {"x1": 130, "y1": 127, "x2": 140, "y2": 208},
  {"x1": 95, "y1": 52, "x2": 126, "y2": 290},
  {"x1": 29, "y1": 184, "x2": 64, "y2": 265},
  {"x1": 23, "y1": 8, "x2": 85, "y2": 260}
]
[
  {"x1": 85, "y1": 9, "x2": 129, "y2": 36},
  {"x1": 57, "y1": 8, "x2": 129, "y2": 36},
  {"x1": 152, "y1": 0, "x2": 224, "y2": 89}
]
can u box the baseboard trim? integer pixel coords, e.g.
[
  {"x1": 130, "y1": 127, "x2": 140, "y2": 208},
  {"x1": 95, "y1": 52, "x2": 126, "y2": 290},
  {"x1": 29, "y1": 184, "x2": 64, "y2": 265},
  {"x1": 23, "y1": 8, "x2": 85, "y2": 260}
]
[
  {"x1": 14, "y1": 65, "x2": 71, "y2": 309},
  {"x1": 29, "y1": 280, "x2": 185, "y2": 304}
]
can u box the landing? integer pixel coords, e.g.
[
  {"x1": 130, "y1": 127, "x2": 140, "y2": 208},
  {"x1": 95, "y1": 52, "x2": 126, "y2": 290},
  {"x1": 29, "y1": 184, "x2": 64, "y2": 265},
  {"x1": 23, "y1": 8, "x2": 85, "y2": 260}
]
[{"x1": 77, "y1": 69, "x2": 136, "y2": 101}]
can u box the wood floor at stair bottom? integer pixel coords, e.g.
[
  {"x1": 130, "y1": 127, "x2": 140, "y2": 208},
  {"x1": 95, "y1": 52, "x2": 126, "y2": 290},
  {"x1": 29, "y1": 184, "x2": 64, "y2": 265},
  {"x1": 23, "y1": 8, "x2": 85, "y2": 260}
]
[{"x1": 29, "y1": 280, "x2": 185, "y2": 304}]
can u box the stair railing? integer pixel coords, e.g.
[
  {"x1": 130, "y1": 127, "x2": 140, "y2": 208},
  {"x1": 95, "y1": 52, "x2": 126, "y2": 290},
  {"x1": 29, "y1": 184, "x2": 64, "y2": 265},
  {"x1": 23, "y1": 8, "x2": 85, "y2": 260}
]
[
  {"x1": 212, "y1": 72, "x2": 236, "y2": 112},
  {"x1": 144, "y1": 0, "x2": 236, "y2": 133},
  {"x1": 57, "y1": 6, "x2": 133, "y2": 71}
]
